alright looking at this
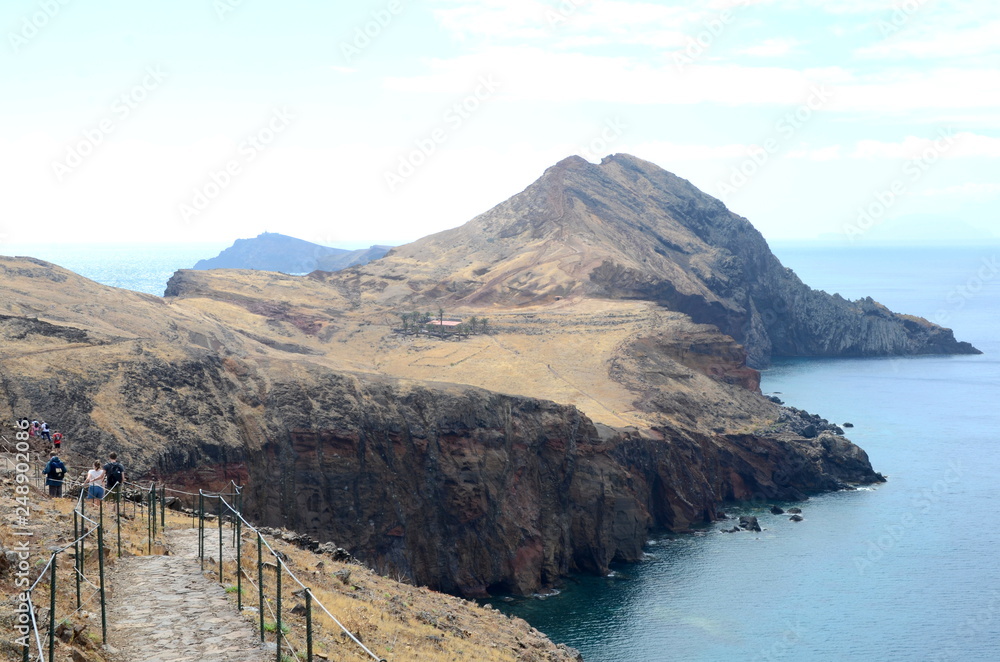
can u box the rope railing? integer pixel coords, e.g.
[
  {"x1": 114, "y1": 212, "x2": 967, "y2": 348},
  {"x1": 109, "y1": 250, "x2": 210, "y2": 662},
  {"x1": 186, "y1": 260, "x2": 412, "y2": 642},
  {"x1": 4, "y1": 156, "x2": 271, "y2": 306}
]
[
  {"x1": 6, "y1": 422, "x2": 384, "y2": 662},
  {"x1": 191, "y1": 489, "x2": 388, "y2": 662},
  {"x1": 15, "y1": 449, "x2": 118, "y2": 661},
  {"x1": 6, "y1": 417, "x2": 174, "y2": 662}
]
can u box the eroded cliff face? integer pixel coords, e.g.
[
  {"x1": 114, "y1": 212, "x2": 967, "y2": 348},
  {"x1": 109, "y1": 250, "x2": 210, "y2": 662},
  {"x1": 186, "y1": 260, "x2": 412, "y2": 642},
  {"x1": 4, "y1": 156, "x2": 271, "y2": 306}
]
[
  {"x1": 236, "y1": 370, "x2": 882, "y2": 596},
  {"x1": 0, "y1": 329, "x2": 882, "y2": 597}
]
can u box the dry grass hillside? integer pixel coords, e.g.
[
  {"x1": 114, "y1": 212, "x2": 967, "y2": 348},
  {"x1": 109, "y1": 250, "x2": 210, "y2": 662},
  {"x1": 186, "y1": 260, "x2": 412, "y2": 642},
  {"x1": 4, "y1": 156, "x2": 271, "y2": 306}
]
[
  {"x1": 1, "y1": 255, "x2": 774, "y2": 438},
  {"x1": 162, "y1": 265, "x2": 776, "y2": 434}
]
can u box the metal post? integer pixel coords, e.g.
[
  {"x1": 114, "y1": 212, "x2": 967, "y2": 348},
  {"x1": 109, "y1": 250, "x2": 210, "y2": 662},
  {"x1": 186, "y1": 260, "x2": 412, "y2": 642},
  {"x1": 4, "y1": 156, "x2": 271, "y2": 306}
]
[
  {"x1": 218, "y1": 497, "x2": 223, "y2": 582},
  {"x1": 257, "y1": 532, "x2": 264, "y2": 642},
  {"x1": 80, "y1": 512, "x2": 85, "y2": 586},
  {"x1": 236, "y1": 510, "x2": 243, "y2": 610},
  {"x1": 150, "y1": 482, "x2": 157, "y2": 540},
  {"x1": 147, "y1": 487, "x2": 152, "y2": 555},
  {"x1": 199, "y1": 493, "x2": 204, "y2": 570},
  {"x1": 306, "y1": 588, "x2": 313, "y2": 662},
  {"x1": 73, "y1": 511, "x2": 81, "y2": 609},
  {"x1": 48, "y1": 558, "x2": 55, "y2": 662},
  {"x1": 275, "y1": 556, "x2": 282, "y2": 662},
  {"x1": 116, "y1": 485, "x2": 122, "y2": 558},
  {"x1": 97, "y1": 524, "x2": 107, "y2": 644},
  {"x1": 160, "y1": 484, "x2": 166, "y2": 530}
]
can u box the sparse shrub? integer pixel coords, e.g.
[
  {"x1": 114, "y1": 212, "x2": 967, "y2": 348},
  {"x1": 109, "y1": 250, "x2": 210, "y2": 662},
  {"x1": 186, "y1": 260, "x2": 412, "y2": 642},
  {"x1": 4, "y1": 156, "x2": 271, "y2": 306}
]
[{"x1": 263, "y1": 621, "x2": 290, "y2": 634}]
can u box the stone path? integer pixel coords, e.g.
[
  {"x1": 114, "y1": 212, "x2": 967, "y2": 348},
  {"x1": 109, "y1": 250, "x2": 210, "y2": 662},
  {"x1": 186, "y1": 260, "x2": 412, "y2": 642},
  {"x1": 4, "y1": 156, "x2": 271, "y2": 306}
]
[{"x1": 106, "y1": 527, "x2": 268, "y2": 662}]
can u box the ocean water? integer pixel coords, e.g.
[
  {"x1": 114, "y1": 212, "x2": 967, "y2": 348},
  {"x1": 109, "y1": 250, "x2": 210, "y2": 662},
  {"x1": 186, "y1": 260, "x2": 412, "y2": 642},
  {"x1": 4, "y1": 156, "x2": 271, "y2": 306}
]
[
  {"x1": 493, "y1": 245, "x2": 1000, "y2": 661},
  {"x1": 1, "y1": 243, "x2": 226, "y2": 296}
]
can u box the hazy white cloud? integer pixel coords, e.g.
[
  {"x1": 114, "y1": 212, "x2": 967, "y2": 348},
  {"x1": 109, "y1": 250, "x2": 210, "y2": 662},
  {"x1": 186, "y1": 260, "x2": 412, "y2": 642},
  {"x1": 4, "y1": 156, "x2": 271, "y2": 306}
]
[
  {"x1": 430, "y1": 0, "x2": 731, "y2": 48},
  {"x1": 385, "y1": 48, "x2": 1000, "y2": 115},
  {"x1": 737, "y1": 38, "x2": 800, "y2": 57},
  {"x1": 626, "y1": 141, "x2": 753, "y2": 161},
  {"x1": 916, "y1": 182, "x2": 1000, "y2": 198},
  {"x1": 785, "y1": 145, "x2": 843, "y2": 161},
  {"x1": 858, "y1": 19, "x2": 1000, "y2": 59},
  {"x1": 800, "y1": 0, "x2": 900, "y2": 14},
  {"x1": 852, "y1": 132, "x2": 1000, "y2": 159}
]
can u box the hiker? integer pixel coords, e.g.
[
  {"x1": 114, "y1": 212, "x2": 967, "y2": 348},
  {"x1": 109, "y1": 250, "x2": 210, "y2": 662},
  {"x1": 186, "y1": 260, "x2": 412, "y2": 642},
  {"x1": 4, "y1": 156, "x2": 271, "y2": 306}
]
[
  {"x1": 103, "y1": 452, "x2": 125, "y2": 496},
  {"x1": 84, "y1": 461, "x2": 106, "y2": 500},
  {"x1": 43, "y1": 452, "x2": 67, "y2": 498},
  {"x1": 30, "y1": 420, "x2": 39, "y2": 437},
  {"x1": 52, "y1": 431, "x2": 63, "y2": 449},
  {"x1": 40, "y1": 421, "x2": 51, "y2": 443}
]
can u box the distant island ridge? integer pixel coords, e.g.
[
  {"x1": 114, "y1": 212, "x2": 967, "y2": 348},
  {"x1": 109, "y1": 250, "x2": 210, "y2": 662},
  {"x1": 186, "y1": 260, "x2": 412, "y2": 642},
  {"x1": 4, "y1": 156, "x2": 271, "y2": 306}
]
[{"x1": 192, "y1": 231, "x2": 393, "y2": 273}]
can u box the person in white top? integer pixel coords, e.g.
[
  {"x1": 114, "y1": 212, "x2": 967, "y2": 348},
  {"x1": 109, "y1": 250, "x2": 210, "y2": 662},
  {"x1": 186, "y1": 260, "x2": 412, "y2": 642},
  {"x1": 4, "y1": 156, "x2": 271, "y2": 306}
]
[{"x1": 85, "y1": 460, "x2": 106, "y2": 500}]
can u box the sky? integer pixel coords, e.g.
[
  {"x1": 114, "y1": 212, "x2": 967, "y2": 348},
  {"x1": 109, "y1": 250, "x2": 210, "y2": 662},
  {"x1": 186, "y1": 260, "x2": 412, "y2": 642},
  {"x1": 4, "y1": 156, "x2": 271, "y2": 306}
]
[{"x1": 1, "y1": 0, "x2": 998, "y2": 249}]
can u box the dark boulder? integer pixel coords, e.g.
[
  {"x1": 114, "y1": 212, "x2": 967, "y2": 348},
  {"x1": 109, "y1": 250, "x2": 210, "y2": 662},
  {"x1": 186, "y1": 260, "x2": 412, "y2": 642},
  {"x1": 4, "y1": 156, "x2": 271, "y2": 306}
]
[
  {"x1": 789, "y1": 514, "x2": 804, "y2": 522},
  {"x1": 738, "y1": 516, "x2": 761, "y2": 532},
  {"x1": 787, "y1": 507, "x2": 802, "y2": 514},
  {"x1": 770, "y1": 505, "x2": 784, "y2": 515}
]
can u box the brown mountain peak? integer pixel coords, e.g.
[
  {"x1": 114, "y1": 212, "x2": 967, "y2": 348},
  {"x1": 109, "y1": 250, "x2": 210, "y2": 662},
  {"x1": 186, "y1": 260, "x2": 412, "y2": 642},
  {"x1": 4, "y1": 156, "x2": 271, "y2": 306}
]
[{"x1": 338, "y1": 154, "x2": 977, "y2": 365}]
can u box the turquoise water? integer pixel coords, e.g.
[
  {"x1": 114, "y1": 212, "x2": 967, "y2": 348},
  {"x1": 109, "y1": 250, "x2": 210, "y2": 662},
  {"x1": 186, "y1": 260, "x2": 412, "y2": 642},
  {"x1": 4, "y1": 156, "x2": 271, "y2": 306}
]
[
  {"x1": 495, "y1": 245, "x2": 1000, "y2": 661},
  {"x1": 1, "y1": 243, "x2": 227, "y2": 296}
]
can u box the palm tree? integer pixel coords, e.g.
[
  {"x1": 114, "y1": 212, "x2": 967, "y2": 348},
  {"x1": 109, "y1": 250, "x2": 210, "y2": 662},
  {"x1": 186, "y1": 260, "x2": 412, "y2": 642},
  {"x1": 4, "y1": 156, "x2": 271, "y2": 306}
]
[
  {"x1": 399, "y1": 312, "x2": 409, "y2": 334},
  {"x1": 469, "y1": 316, "x2": 479, "y2": 335},
  {"x1": 481, "y1": 318, "x2": 489, "y2": 335}
]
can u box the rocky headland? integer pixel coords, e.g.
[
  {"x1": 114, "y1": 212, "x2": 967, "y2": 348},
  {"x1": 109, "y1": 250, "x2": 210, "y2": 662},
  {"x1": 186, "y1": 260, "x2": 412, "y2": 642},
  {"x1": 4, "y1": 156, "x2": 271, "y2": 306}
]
[
  {"x1": 0, "y1": 154, "x2": 974, "y2": 598},
  {"x1": 193, "y1": 231, "x2": 390, "y2": 274}
]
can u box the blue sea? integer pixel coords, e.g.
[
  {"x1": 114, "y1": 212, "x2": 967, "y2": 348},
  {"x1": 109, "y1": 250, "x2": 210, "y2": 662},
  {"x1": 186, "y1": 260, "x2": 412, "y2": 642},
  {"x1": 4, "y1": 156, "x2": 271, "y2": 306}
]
[
  {"x1": 5, "y1": 242, "x2": 999, "y2": 660},
  {"x1": 493, "y1": 245, "x2": 1000, "y2": 662},
  {"x1": 1, "y1": 243, "x2": 227, "y2": 296}
]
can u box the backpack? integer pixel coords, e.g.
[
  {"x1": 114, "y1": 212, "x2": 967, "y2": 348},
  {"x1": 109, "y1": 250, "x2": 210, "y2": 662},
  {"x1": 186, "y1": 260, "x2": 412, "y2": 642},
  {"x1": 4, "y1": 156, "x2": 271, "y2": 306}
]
[
  {"x1": 105, "y1": 462, "x2": 124, "y2": 485},
  {"x1": 49, "y1": 460, "x2": 65, "y2": 481}
]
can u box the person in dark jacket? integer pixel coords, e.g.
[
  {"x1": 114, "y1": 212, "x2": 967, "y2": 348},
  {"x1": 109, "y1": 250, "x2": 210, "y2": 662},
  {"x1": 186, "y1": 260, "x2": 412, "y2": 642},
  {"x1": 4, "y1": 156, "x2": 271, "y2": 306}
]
[
  {"x1": 103, "y1": 452, "x2": 125, "y2": 496},
  {"x1": 43, "y1": 452, "x2": 66, "y2": 498}
]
